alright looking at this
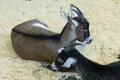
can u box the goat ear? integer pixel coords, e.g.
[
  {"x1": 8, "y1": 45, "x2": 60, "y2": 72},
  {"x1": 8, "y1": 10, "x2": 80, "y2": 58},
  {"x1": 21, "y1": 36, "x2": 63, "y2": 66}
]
[
  {"x1": 62, "y1": 57, "x2": 77, "y2": 68},
  {"x1": 70, "y1": 4, "x2": 79, "y2": 18}
]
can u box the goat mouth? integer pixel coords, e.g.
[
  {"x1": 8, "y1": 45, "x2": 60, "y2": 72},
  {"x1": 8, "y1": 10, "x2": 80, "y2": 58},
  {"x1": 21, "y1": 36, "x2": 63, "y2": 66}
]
[
  {"x1": 76, "y1": 36, "x2": 93, "y2": 44},
  {"x1": 87, "y1": 39, "x2": 92, "y2": 44},
  {"x1": 86, "y1": 36, "x2": 93, "y2": 44}
]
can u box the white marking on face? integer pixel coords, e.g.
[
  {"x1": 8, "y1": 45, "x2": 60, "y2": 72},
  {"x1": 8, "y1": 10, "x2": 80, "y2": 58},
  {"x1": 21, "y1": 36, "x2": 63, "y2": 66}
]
[
  {"x1": 58, "y1": 48, "x2": 65, "y2": 53},
  {"x1": 32, "y1": 23, "x2": 49, "y2": 30},
  {"x1": 50, "y1": 62, "x2": 59, "y2": 71},
  {"x1": 72, "y1": 19, "x2": 78, "y2": 27},
  {"x1": 75, "y1": 36, "x2": 93, "y2": 51},
  {"x1": 71, "y1": 19, "x2": 78, "y2": 30},
  {"x1": 62, "y1": 57, "x2": 77, "y2": 68}
]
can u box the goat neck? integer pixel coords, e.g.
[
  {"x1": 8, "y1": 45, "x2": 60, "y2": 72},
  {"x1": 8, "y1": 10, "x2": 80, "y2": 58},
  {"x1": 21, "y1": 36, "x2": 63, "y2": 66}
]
[
  {"x1": 60, "y1": 22, "x2": 77, "y2": 47},
  {"x1": 70, "y1": 49, "x2": 120, "y2": 80}
]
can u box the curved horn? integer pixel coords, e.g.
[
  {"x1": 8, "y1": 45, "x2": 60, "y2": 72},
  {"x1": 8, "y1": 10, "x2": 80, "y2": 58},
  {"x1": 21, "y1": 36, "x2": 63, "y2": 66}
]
[
  {"x1": 70, "y1": 4, "x2": 85, "y2": 23},
  {"x1": 71, "y1": 4, "x2": 84, "y2": 16}
]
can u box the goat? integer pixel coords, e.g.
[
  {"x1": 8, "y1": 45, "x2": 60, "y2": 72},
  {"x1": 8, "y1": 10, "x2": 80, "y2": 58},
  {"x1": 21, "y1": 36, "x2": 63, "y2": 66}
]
[
  {"x1": 50, "y1": 45, "x2": 120, "y2": 80},
  {"x1": 11, "y1": 4, "x2": 92, "y2": 62}
]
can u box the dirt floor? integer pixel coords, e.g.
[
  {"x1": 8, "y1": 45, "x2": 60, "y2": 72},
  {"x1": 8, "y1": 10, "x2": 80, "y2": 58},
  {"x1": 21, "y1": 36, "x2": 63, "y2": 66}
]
[{"x1": 0, "y1": 0, "x2": 120, "y2": 80}]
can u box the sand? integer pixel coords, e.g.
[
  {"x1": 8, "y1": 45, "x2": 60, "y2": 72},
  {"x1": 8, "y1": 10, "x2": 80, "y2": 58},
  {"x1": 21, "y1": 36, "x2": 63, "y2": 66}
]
[{"x1": 0, "y1": 0, "x2": 120, "y2": 80}]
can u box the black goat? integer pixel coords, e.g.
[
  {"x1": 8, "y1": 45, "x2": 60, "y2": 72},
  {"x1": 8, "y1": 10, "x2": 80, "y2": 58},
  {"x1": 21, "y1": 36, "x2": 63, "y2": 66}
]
[{"x1": 50, "y1": 47, "x2": 120, "y2": 80}]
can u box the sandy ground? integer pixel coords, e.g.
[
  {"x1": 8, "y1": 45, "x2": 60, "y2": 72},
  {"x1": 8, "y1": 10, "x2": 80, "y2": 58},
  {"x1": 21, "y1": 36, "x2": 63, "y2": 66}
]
[{"x1": 0, "y1": 0, "x2": 120, "y2": 80}]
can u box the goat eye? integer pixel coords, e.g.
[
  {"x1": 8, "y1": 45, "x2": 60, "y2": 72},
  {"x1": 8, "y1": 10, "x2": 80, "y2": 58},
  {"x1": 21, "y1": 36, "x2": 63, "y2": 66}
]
[{"x1": 84, "y1": 22, "x2": 89, "y2": 28}]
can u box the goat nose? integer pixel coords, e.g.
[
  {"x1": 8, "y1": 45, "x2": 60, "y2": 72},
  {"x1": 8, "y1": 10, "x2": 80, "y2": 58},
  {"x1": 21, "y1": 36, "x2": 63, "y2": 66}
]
[
  {"x1": 87, "y1": 37, "x2": 93, "y2": 44},
  {"x1": 87, "y1": 39, "x2": 92, "y2": 44},
  {"x1": 48, "y1": 62, "x2": 59, "y2": 71},
  {"x1": 47, "y1": 64, "x2": 57, "y2": 72}
]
